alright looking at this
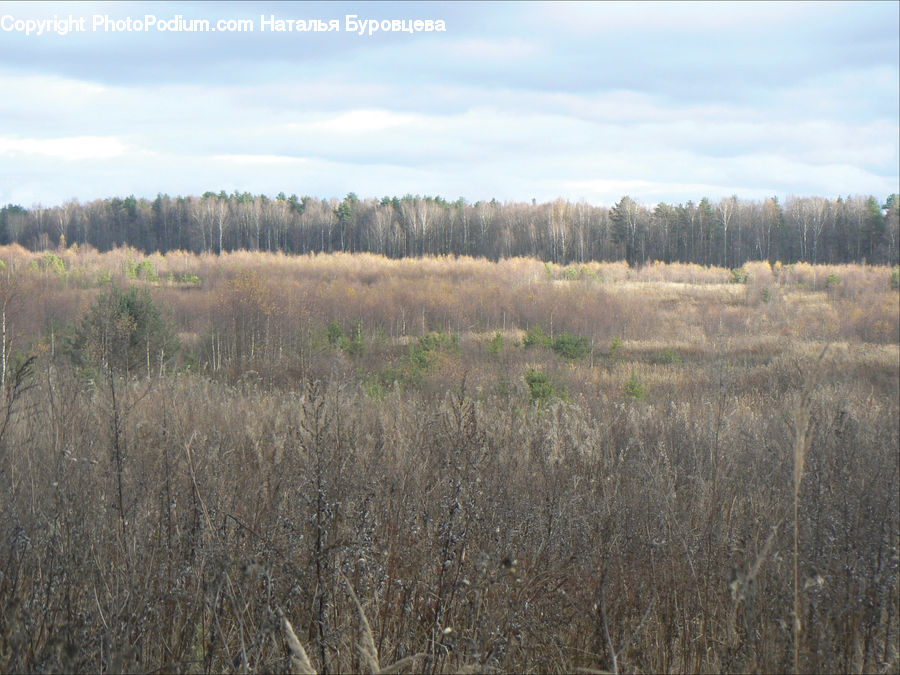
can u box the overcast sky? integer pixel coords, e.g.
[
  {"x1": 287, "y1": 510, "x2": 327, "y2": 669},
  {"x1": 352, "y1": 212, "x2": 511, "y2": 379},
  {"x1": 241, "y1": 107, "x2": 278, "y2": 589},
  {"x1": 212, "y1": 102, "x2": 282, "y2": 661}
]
[{"x1": 0, "y1": 0, "x2": 897, "y2": 207}]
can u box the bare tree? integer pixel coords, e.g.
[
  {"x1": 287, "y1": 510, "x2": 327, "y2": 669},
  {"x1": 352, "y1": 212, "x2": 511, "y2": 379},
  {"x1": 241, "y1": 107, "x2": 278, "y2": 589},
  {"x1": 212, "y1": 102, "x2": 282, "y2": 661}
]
[{"x1": 718, "y1": 195, "x2": 738, "y2": 267}]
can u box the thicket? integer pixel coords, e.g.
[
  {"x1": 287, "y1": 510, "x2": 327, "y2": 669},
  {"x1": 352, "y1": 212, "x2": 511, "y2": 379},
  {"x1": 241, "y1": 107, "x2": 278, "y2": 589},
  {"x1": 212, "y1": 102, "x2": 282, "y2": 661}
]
[{"x1": 0, "y1": 247, "x2": 897, "y2": 673}]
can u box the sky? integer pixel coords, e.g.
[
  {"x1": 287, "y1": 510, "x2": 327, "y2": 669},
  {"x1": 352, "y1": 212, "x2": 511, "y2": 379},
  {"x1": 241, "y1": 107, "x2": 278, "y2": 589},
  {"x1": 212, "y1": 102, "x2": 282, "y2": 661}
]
[{"x1": 0, "y1": 0, "x2": 897, "y2": 208}]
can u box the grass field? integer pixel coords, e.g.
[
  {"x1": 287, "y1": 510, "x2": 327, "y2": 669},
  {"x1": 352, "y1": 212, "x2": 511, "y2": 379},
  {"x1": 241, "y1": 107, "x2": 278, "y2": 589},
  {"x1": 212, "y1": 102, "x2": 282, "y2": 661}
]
[{"x1": 0, "y1": 245, "x2": 897, "y2": 673}]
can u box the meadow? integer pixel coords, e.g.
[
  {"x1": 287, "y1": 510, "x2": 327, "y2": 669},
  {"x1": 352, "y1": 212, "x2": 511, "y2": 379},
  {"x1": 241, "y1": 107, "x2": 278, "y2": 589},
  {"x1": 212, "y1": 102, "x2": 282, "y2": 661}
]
[{"x1": 0, "y1": 244, "x2": 897, "y2": 673}]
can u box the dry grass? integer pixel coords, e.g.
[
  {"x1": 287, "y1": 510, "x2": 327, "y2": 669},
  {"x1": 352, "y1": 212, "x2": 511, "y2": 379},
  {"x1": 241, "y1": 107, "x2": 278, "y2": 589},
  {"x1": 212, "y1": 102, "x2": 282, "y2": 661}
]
[{"x1": 0, "y1": 251, "x2": 896, "y2": 673}]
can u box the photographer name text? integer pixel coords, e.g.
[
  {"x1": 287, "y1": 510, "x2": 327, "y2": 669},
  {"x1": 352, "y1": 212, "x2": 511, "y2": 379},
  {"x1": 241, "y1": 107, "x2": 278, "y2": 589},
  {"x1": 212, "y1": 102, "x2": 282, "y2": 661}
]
[{"x1": 1, "y1": 13, "x2": 447, "y2": 36}]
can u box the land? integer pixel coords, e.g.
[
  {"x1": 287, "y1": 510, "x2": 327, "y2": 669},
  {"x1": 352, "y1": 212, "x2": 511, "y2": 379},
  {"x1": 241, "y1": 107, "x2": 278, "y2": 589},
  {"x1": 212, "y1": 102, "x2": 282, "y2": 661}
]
[{"x1": 0, "y1": 245, "x2": 897, "y2": 673}]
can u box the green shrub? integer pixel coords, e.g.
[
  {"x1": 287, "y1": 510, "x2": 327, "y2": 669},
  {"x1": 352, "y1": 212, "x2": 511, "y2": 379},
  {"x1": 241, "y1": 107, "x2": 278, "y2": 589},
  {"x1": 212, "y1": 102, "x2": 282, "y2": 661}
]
[
  {"x1": 139, "y1": 260, "x2": 159, "y2": 282},
  {"x1": 731, "y1": 268, "x2": 748, "y2": 284},
  {"x1": 551, "y1": 331, "x2": 590, "y2": 360},
  {"x1": 70, "y1": 285, "x2": 178, "y2": 376},
  {"x1": 326, "y1": 320, "x2": 345, "y2": 347},
  {"x1": 46, "y1": 253, "x2": 66, "y2": 275},
  {"x1": 525, "y1": 367, "x2": 554, "y2": 404},
  {"x1": 340, "y1": 321, "x2": 366, "y2": 356},
  {"x1": 125, "y1": 259, "x2": 140, "y2": 279},
  {"x1": 362, "y1": 371, "x2": 387, "y2": 400},
  {"x1": 654, "y1": 348, "x2": 682, "y2": 365},
  {"x1": 407, "y1": 330, "x2": 459, "y2": 374},
  {"x1": 31, "y1": 252, "x2": 66, "y2": 276},
  {"x1": 609, "y1": 337, "x2": 624, "y2": 360},
  {"x1": 522, "y1": 324, "x2": 551, "y2": 349},
  {"x1": 624, "y1": 370, "x2": 646, "y2": 401},
  {"x1": 890, "y1": 266, "x2": 898, "y2": 290},
  {"x1": 416, "y1": 330, "x2": 458, "y2": 354},
  {"x1": 488, "y1": 331, "x2": 504, "y2": 357},
  {"x1": 168, "y1": 271, "x2": 201, "y2": 286}
]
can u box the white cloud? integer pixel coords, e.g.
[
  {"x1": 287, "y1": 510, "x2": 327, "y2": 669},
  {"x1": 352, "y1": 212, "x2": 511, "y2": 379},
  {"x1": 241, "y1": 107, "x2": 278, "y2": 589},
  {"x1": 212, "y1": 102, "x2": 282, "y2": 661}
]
[
  {"x1": 298, "y1": 109, "x2": 422, "y2": 135},
  {"x1": 0, "y1": 134, "x2": 129, "y2": 160},
  {"x1": 211, "y1": 154, "x2": 309, "y2": 165},
  {"x1": 443, "y1": 37, "x2": 539, "y2": 61},
  {"x1": 0, "y1": 2, "x2": 895, "y2": 206}
]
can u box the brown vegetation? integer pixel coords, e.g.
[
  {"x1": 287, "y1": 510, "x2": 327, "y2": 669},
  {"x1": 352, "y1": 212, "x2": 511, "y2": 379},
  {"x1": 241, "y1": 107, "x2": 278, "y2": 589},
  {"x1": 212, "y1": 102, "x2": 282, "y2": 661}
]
[{"x1": 0, "y1": 247, "x2": 897, "y2": 673}]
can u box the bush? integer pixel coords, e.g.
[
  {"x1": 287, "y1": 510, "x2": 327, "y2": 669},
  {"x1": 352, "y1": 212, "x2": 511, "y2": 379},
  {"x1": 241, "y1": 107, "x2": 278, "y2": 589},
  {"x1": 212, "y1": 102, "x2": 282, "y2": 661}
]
[
  {"x1": 653, "y1": 348, "x2": 682, "y2": 365},
  {"x1": 488, "y1": 331, "x2": 504, "y2": 357},
  {"x1": 70, "y1": 285, "x2": 178, "y2": 376},
  {"x1": 179, "y1": 272, "x2": 201, "y2": 286},
  {"x1": 30, "y1": 252, "x2": 66, "y2": 276},
  {"x1": 522, "y1": 324, "x2": 551, "y2": 349},
  {"x1": 407, "y1": 330, "x2": 459, "y2": 375},
  {"x1": 624, "y1": 370, "x2": 646, "y2": 400},
  {"x1": 525, "y1": 367, "x2": 555, "y2": 404},
  {"x1": 339, "y1": 321, "x2": 366, "y2": 356},
  {"x1": 139, "y1": 260, "x2": 159, "y2": 282},
  {"x1": 551, "y1": 331, "x2": 590, "y2": 360},
  {"x1": 125, "y1": 259, "x2": 140, "y2": 279},
  {"x1": 326, "y1": 320, "x2": 345, "y2": 347},
  {"x1": 609, "y1": 337, "x2": 624, "y2": 360}
]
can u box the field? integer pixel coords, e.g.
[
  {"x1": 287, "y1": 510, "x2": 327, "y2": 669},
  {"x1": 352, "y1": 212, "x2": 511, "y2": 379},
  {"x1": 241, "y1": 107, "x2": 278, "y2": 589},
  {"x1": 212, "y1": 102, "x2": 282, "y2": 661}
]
[{"x1": 0, "y1": 245, "x2": 897, "y2": 673}]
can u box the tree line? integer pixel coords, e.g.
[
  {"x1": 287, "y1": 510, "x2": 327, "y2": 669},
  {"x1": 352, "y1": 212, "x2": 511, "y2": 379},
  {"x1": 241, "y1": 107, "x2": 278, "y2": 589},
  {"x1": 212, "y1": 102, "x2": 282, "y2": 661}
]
[{"x1": 1, "y1": 191, "x2": 897, "y2": 266}]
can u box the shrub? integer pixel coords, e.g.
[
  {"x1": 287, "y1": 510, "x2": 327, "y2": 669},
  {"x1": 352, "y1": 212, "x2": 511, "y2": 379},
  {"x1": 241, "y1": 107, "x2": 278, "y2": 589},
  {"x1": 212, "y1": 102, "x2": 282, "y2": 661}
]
[
  {"x1": 70, "y1": 284, "x2": 178, "y2": 376},
  {"x1": 46, "y1": 253, "x2": 66, "y2": 275},
  {"x1": 551, "y1": 331, "x2": 590, "y2": 360},
  {"x1": 525, "y1": 367, "x2": 554, "y2": 404},
  {"x1": 488, "y1": 331, "x2": 504, "y2": 357},
  {"x1": 609, "y1": 337, "x2": 624, "y2": 360},
  {"x1": 653, "y1": 348, "x2": 682, "y2": 365},
  {"x1": 416, "y1": 329, "x2": 458, "y2": 354},
  {"x1": 407, "y1": 330, "x2": 459, "y2": 374},
  {"x1": 125, "y1": 258, "x2": 140, "y2": 279},
  {"x1": 624, "y1": 370, "x2": 646, "y2": 400},
  {"x1": 30, "y1": 252, "x2": 66, "y2": 276},
  {"x1": 522, "y1": 324, "x2": 551, "y2": 349},
  {"x1": 339, "y1": 321, "x2": 366, "y2": 356},
  {"x1": 139, "y1": 260, "x2": 159, "y2": 282},
  {"x1": 326, "y1": 319, "x2": 345, "y2": 347}
]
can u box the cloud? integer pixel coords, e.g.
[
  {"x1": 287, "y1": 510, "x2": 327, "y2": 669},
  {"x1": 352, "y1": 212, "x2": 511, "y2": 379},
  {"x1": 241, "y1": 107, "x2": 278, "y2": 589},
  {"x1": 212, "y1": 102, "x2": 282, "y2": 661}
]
[
  {"x1": 0, "y1": 134, "x2": 129, "y2": 160},
  {"x1": 0, "y1": 1, "x2": 896, "y2": 207}
]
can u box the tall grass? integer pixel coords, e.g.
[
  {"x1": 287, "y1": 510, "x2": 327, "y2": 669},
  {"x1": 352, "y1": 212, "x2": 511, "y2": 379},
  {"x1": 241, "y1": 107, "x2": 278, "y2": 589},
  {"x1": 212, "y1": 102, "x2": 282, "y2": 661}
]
[{"x1": 0, "y1": 251, "x2": 896, "y2": 672}]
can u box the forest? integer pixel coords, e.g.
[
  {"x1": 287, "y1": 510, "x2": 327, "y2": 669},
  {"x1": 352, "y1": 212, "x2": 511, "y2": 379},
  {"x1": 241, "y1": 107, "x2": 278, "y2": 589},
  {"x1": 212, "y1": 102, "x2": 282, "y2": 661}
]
[
  {"x1": 1, "y1": 191, "x2": 898, "y2": 267},
  {"x1": 0, "y1": 242, "x2": 897, "y2": 673}
]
